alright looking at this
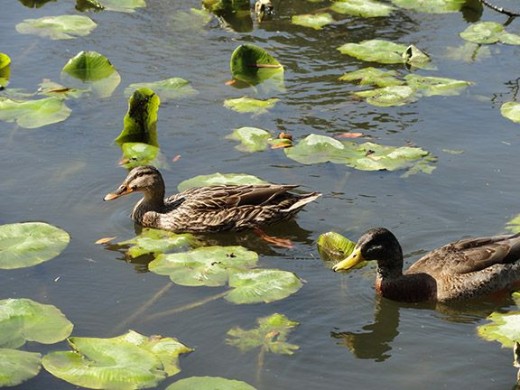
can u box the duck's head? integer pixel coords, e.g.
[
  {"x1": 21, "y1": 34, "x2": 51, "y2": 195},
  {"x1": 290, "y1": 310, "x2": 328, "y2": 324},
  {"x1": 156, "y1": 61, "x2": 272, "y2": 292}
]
[
  {"x1": 104, "y1": 165, "x2": 165, "y2": 201},
  {"x1": 332, "y1": 227, "x2": 403, "y2": 272}
]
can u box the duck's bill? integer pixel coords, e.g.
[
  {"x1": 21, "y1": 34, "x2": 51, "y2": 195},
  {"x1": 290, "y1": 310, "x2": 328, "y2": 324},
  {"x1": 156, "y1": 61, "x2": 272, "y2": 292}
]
[
  {"x1": 332, "y1": 247, "x2": 364, "y2": 272},
  {"x1": 103, "y1": 186, "x2": 133, "y2": 201}
]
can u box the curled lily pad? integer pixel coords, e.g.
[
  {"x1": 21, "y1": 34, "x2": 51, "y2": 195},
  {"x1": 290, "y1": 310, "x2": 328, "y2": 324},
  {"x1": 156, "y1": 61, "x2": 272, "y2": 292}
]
[
  {"x1": 226, "y1": 126, "x2": 272, "y2": 152},
  {"x1": 16, "y1": 15, "x2": 97, "y2": 40},
  {"x1": 402, "y1": 44, "x2": 432, "y2": 69},
  {"x1": 391, "y1": 0, "x2": 465, "y2": 13},
  {"x1": 477, "y1": 311, "x2": 520, "y2": 348},
  {"x1": 225, "y1": 269, "x2": 303, "y2": 304},
  {"x1": 354, "y1": 85, "x2": 417, "y2": 107},
  {"x1": 339, "y1": 67, "x2": 403, "y2": 87},
  {"x1": 338, "y1": 39, "x2": 408, "y2": 64},
  {"x1": 0, "y1": 298, "x2": 73, "y2": 348},
  {"x1": 292, "y1": 13, "x2": 334, "y2": 30},
  {"x1": 0, "y1": 97, "x2": 71, "y2": 129},
  {"x1": 224, "y1": 97, "x2": 279, "y2": 115},
  {"x1": 460, "y1": 21, "x2": 520, "y2": 45},
  {"x1": 501, "y1": 102, "x2": 520, "y2": 124},
  {"x1": 42, "y1": 330, "x2": 192, "y2": 389},
  {"x1": 119, "y1": 142, "x2": 161, "y2": 168},
  {"x1": 230, "y1": 44, "x2": 284, "y2": 87},
  {"x1": 0, "y1": 349, "x2": 41, "y2": 387},
  {"x1": 98, "y1": 0, "x2": 146, "y2": 13},
  {"x1": 166, "y1": 376, "x2": 256, "y2": 390},
  {"x1": 124, "y1": 78, "x2": 198, "y2": 101},
  {"x1": 149, "y1": 246, "x2": 258, "y2": 287},
  {"x1": 316, "y1": 231, "x2": 356, "y2": 263},
  {"x1": 226, "y1": 313, "x2": 299, "y2": 354},
  {"x1": 331, "y1": 0, "x2": 395, "y2": 17},
  {"x1": 0, "y1": 222, "x2": 70, "y2": 269},
  {"x1": 178, "y1": 173, "x2": 267, "y2": 192},
  {"x1": 404, "y1": 74, "x2": 472, "y2": 96},
  {"x1": 117, "y1": 229, "x2": 199, "y2": 258},
  {"x1": 0, "y1": 53, "x2": 11, "y2": 89}
]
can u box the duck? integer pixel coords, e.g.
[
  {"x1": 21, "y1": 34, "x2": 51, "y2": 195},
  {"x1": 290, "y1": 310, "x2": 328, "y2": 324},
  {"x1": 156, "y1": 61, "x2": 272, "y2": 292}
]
[
  {"x1": 104, "y1": 165, "x2": 321, "y2": 246},
  {"x1": 332, "y1": 227, "x2": 520, "y2": 302}
]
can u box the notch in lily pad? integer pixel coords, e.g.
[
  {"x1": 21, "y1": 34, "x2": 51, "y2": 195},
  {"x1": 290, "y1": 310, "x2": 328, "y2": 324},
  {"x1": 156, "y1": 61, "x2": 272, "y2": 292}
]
[{"x1": 229, "y1": 44, "x2": 284, "y2": 89}]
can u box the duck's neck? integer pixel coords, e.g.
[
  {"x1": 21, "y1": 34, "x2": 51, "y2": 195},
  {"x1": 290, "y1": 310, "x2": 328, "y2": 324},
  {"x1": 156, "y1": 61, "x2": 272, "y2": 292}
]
[
  {"x1": 131, "y1": 187, "x2": 165, "y2": 223},
  {"x1": 375, "y1": 264, "x2": 436, "y2": 302}
]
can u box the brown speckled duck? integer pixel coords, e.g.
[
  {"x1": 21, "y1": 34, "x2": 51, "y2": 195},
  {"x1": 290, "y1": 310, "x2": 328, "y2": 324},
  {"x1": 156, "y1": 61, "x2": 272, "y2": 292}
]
[
  {"x1": 104, "y1": 165, "x2": 320, "y2": 245},
  {"x1": 332, "y1": 227, "x2": 520, "y2": 302}
]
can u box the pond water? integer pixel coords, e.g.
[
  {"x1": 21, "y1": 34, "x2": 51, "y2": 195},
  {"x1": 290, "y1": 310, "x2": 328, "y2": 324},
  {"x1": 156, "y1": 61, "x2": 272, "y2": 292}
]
[{"x1": 2, "y1": 0, "x2": 520, "y2": 389}]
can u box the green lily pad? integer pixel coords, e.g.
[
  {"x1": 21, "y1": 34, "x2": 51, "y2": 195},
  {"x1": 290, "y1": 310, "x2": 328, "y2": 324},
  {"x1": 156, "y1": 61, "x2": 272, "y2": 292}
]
[
  {"x1": 16, "y1": 15, "x2": 97, "y2": 40},
  {"x1": 292, "y1": 13, "x2": 334, "y2": 30},
  {"x1": 166, "y1": 376, "x2": 256, "y2": 390},
  {"x1": 224, "y1": 97, "x2": 279, "y2": 115},
  {"x1": 501, "y1": 102, "x2": 520, "y2": 124},
  {"x1": 177, "y1": 172, "x2": 267, "y2": 192},
  {"x1": 230, "y1": 44, "x2": 284, "y2": 87},
  {"x1": 42, "y1": 330, "x2": 192, "y2": 389},
  {"x1": 202, "y1": 0, "x2": 249, "y2": 13},
  {"x1": 354, "y1": 85, "x2": 417, "y2": 107},
  {"x1": 391, "y1": 0, "x2": 465, "y2": 13},
  {"x1": 124, "y1": 78, "x2": 198, "y2": 101},
  {"x1": 0, "y1": 349, "x2": 41, "y2": 387},
  {"x1": 316, "y1": 231, "x2": 356, "y2": 262},
  {"x1": 0, "y1": 97, "x2": 71, "y2": 129},
  {"x1": 172, "y1": 8, "x2": 212, "y2": 31},
  {"x1": 338, "y1": 39, "x2": 408, "y2": 64},
  {"x1": 445, "y1": 42, "x2": 492, "y2": 62},
  {"x1": 339, "y1": 67, "x2": 403, "y2": 87},
  {"x1": 478, "y1": 311, "x2": 520, "y2": 348},
  {"x1": 75, "y1": 0, "x2": 105, "y2": 12},
  {"x1": 117, "y1": 228, "x2": 199, "y2": 258},
  {"x1": 226, "y1": 126, "x2": 272, "y2": 152},
  {"x1": 285, "y1": 134, "x2": 436, "y2": 176},
  {"x1": 331, "y1": 0, "x2": 395, "y2": 17},
  {"x1": 402, "y1": 44, "x2": 432, "y2": 69},
  {"x1": 119, "y1": 142, "x2": 161, "y2": 168},
  {"x1": 0, "y1": 53, "x2": 11, "y2": 89},
  {"x1": 505, "y1": 214, "x2": 520, "y2": 233},
  {"x1": 226, "y1": 313, "x2": 299, "y2": 354},
  {"x1": 149, "y1": 246, "x2": 258, "y2": 287},
  {"x1": 0, "y1": 222, "x2": 70, "y2": 269},
  {"x1": 404, "y1": 74, "x2": 473, "y2": 96},
  {"x1": 460, "y1": 21, "x2": 520, "y2": 45},
  {"x1": 225, "y1": 269, "x2": 302, "y2": 304},
  {"x1": 37, "y1": 79, "x2": 86, "y2": 99},
  {"x1": 98, "y1": 0, "x2": 146, "y2": 13},
  {"x1": 0, "y1": 298, "x2": 73, "y2": 349}
]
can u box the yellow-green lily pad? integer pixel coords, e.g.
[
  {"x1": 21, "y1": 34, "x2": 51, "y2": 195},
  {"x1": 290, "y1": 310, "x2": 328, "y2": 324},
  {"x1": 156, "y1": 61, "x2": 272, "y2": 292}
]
[
  {"x1": 16, "y1": 15, "x2": 96, "y2": 40},
  {"x1": 124, "y1": 78, "x2": 198, "y2": 101},
  {"x1": 117, "y1": 228, "x2": 199, "y2": 258},
  {"x1": 177, "y1": 172, "x2": 267, "y2": 192},
  {"x1": 226, "y1": 126, "x2": 272, "y2": 152},
  {"x1": 224, "y1": 96, "x2": 279, "y2": 115},
  {"x1": 0, "y1": 97, "x2": 71, "y2": 129},
  {"x1": 166, "y1": 376, "x2": 256, "y2": 390},
  {"x1": 404, "y1": 74, "x2": 473, "y2": 96},
  {"x1": 339, "y1": 67, "x2": 403, "y2": 87},
  {"x1": 230, "y1": 44, "x2": 283, "y2": 88},
  {"x1": 501, "y1": 102, "x2": 520, "y2": 124},
  {"x1": 331, "y1": 0, "x2": 395, "y2": 17},
  {"x1": 460, "y1": 21, "x2": 520, "y2": 45},
  {"x1": 0, "y1": 349, "x2": 41, "y2": 387},
  {"x1": 0, "y1": 53, "x2": 11, "y2": 89},
  {"x1": 338, "y1": 39, "x2": 408, "y2": 64},
  {"x1": 316, "y1": 231, "x2": 356, "y2": 263},
  {"x1": 354, "y1": 85, "x2": 417, "y2": 107},
  {"x1": 292, "y1": 13, "x2": 334, "y2": 30},
  {"x1": 505, "y1": 213, "x2": 520, "y2": 233},
  {"x1": 391, "y1": 0, "x2": 465, "y2": 13},
  {"x1": 478, "y1": 311, "x2": 520, "y2": 348},
  {"x1": 98, "y1": 0, "x2": 146, "y2": 13}
]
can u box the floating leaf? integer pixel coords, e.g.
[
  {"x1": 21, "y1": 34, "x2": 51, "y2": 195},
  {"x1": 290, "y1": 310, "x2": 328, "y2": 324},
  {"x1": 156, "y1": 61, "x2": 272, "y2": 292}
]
[
  {"x1": 230, "y1": 44, "x2": 284, "y2": 87},
  {"x1": 477, "y1": 311, "x2": 520, "y2": 348},
  {"x1": 460, "y1": 21, "x2": 520, "y2": 45},
  {"x1": 501, "y1": 102, "x2": 520, "y2": 124},
  {"x1": 177, "y1": 172, "x2": 267, "y2": 192},
  {"x1": 166, "y1": 376, "x2": 256, "y2": 390},
  {"x1": 404, "y1": 74, "x2": 472, "y2": 96},
  {"x1": 16, "y1": 15, "x2": 96, "y2": 40},
  {"x1": 391, "y1": 0, "x2": 465, "y2": 13},
  {"x1": 354, "y1": 85, "x2": 417, "y2": 107},
  {"x1": 0, "y1": 222, "x2": 70, "y2": 269},
  {"x1": 0, "y1": 53, "x2": 11, "y2": 89},
  {"x1": 506, "y1": 214, "x2": 520, "y2": 233},
  {"x1": 226, "y1": 126, "x2": 272, "y2": 152},
  {"x1": 98, "y1": 0, "x2": 146, "y2": 13},
  {"x1": 0, "y1": 97, "x2": 71, "y2": 129},
  {"x1": 224, "y1": 97, "x2": 279, "y2": 115},
  {"x1": 445, "y1": 42, "x2": 492, "y2": 62},
  {"x1": 75, "y1": 0, "x2": 105, "y2": 12},
  {"x1": 292, "y1": 13, "x2": 334, "y2": 30},
  {"x1": 331, "y1": 0, "x2": 395, "y2": 17},
  {"x1": 0, "y1": 298, "x2": 73, "y2": 349},
  {"x1": 0, "y1": 349, "x2": 41, "y2": 387},
  {"x1": 117, "y1": 229, "x2": 199, "y2": 258},
  {"x1": 338, "y1": 39, "x2": 408, "y2": 64},
  {"x1": 42, "y1": 330, "x2": 192, "y2": 389},
  {"x1": 149, "y1": 246, "x2": 258, "y2": 287},
  {"x1": 316, "y1": 231, "x2": 356, "y2": 262},
  {"x1": 225, "y1": 269, "x2": 302, "y2": 304},
  {"x1": 226, "y1": 313, "x2": 299, "y2": 354},
  {"x1": 202, "y1": 0, "x2": 249, "y2": 13},
  {"x1": 124, "y1": 78, "x2": 198, "y2": 101},
  {"x1": 172, "y1": 8, "x2": 212, "y2": 31},
  {"x1": 339, "y1": 67, "x2": 403, "y2": 87},
  {"x1": 402, "y1": 44, "x2": 432, "y2": 69},
  {"x1": 38, "y1": 79, "x2": 86, "y2": 99},
  {"x1": 119, "y1": 142, "x2": 161, "y2": 168}
]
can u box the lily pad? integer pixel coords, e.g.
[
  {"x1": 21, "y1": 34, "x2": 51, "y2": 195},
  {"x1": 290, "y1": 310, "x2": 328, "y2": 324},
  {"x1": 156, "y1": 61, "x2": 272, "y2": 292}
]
[
  {"x1": 202, "y1": 0, "x2": 249, "y2": 13},
  {"x1": 230, "y1": 44, "x2": 283, "y2": 88},
  {"x1": 391, "y1": 0, "x2": 465, "y2": 13},
  {"x1": 224, "y1": 97, "x2": 279, "y2": 115},
  {"x1": 404, "y1": 74, "x2": 473, "y2": 96},
  {"x1": 0, "y1": 349, "x2": 41, "y2": 387},
  {"x1": 402, "y1": 44, "x2": 432, "y2": 69},
  {"x1": 331, "y1": 0, "x2": 395, "y2": 17},
  {"x1": 0, "y1": 298, "x2": 73, "y2": 349},
  {"x1": 505, "y1": 213, "x2": 520, "y2": 233},
  {"x1": 124, "y1": 78, "x2": 198, "y2": 101},
  {"x1": 445, "y1": 42, "x2": 492, "y2": 62},
  {"x1": 225, "y1": 269, "x2": 303, "y2": 304},
  {"x1": 316, "y1": 231, "x2": 356, "y2": 262},
  {"x1": 226, "y1": 313, "x2": 299, "y2": 354},
  {"x1": 0, "y1": 222, "x2": 70, "y2": 269},
  {"x1": 460, "y1": 21, "x2": 520, "y2": 45},
  {"x1": 0, "y1": 97, "x2": 71, "y2": 129},
  {"x1": 149, "y1": 246, "x2": 258, "y2": 287},
  {"x1": 166, "y1": 376, "x2": 256, "y2": 390},
  {"x1": 16, "y1": 15, "x2": 96, "y2": 40},
  {"x1": 75, "y1": 0, "x2": 105, "y2": 11},
  {"x1": 178, "y1": 172, "x2": 267, "y2": 192},
  {"x1": 338, "y1": 39, "x2": 408, "y2": 64},
  {"x1": 98, "y1": 0, "x2": 146, "y2": 13},
  {"x1": 501, "y1": 102, "x2": 520, "y2": 124},
  {"x1": 117, "y1": 229, "x2": 199, "y2": 258},
  {"x1": 226, "y1": 126, "x2": 272, "y2": 152},
  {"x1": 119, "y1": 142, "x2": 161, "y2": 168},
  {"x1": 0, "y1": 53, "x2": 11, "y2": 89},
  {"x1": 477, "y1": 311, "x2": 520, "y2": 348},
  {"x1": 42, "y1": 330, "x2": 192, "y2": 389},
  {"x1": 339, "y1": 67, "x2": 403, "y2": 87},
  {"x1": 354, "y1": 85, "x2": 417, "y2": 107},
  {"x1": 292, "y1": 13, "x2": 334, "y2": 30},
  {"x1": 37, "y1": 79, "x2": 86, "y2": 99}
]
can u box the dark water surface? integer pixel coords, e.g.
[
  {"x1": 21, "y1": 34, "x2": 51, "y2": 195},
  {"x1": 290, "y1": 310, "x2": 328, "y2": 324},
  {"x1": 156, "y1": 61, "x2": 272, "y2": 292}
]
[{"x1": 2, "y1": 1, "x2": 520, "y2": 389}]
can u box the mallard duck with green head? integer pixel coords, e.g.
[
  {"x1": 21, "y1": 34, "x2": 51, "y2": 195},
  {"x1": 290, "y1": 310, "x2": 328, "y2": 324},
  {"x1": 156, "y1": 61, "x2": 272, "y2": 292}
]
[{"x1": 332, "y1": 227, "x2": 520, "y2": 302}]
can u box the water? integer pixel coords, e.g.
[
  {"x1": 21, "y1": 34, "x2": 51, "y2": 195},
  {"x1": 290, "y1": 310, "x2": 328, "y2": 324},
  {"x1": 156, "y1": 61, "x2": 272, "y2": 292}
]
[{"x1": 2, "y1": 1, "x2": 520, "y2": 389}]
